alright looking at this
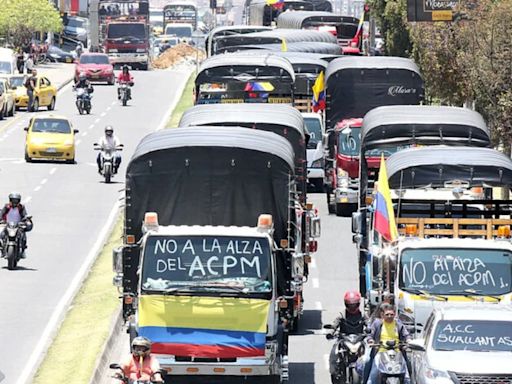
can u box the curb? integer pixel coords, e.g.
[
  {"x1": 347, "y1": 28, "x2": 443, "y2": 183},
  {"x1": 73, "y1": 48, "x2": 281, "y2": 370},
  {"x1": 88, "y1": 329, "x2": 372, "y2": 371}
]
[
  {"x1": 57, "y1": 77, "x2": 74, "y2": 91},
  {"x1": 88, "y1": 308, "x2": 124, "y2": 384}
]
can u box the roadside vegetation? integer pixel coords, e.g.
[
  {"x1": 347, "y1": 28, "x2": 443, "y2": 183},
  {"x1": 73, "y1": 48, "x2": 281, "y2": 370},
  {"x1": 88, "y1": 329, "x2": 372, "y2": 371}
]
[{"x1": 167, "y1": 72, "x2": 196, "y2": 128}]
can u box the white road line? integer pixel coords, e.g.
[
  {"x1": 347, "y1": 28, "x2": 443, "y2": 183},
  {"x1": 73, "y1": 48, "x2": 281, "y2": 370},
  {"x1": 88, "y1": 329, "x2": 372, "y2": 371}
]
[
  {"x1": 310, "y1": 258, "x2": 317, "y2": 269},
  {"x1": 16, "y1": 199, "x2": 121, "y2": 384},
  {"x1": 23, "y1": 196, "x2": 32, "y2": 204},
  {"x1": 94, "y1": 118, "x2": 100, "y2": 124},
  {"x1": 312, "y1": 278, "x2": 320, "y2": 288},
  {"x1": 106, "y1": 106, "x2": 112, "y2": 111},
  {"x1": 33, "y1": 185, "x2": 41, "y2": 192},
  {"x1": 100, "y1": 112, "x2": 107, "y2": 117},
  {"x1": 81, "y1": 131, "x2": 88, "y2": 137},
  {"x1": 315, "y1": 301, "x2": 323, "y2": 311},
  {"x1": 111, "y1": 100, "x2": 116, "y2": 105},
  {"x1": 13, "y1": 159, "x2": 24, "y2": 164},
  {"x1": 40, "y1": 178, "x2": 48, "y2": 185},
  {"x1": 324, "y1": 354, "x2": 330, "y2": 371},
  {"x1": 49, "y1": 167, "x2": 57, "y2": 175},
  {"x1": 76, "y1": 139, "x2": 81, "y2": 145},
  {"x1": 88, "y1": 124, "x2": 95, "y2": 130}
]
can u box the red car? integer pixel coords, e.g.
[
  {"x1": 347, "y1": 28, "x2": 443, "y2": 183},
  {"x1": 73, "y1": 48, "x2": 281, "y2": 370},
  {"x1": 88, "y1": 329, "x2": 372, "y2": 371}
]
[{"x1": 75, "y1": 53, "x2": 115, "y2": 85}]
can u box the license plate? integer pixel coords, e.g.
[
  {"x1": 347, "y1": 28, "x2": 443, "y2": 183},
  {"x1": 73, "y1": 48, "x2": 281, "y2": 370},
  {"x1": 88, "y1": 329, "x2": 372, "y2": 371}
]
[
  {"x1": 47, "y1": 148, "x2": 57, "y2": 153},
  {"x1": 66, "y1": 57, "x2": 72, "y2": 63},
  {"x1": 91, "y1": 74, "x2": 100, "y2": 79},
  {"x1": 341, "y1": 197, "x2": 349, "y2": 203}
]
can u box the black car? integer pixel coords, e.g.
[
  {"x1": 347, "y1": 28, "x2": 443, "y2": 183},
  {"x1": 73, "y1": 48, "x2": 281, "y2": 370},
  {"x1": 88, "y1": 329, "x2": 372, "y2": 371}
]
[{"x1": 47, "y1": 45, "x2": 74, "y2": 63}]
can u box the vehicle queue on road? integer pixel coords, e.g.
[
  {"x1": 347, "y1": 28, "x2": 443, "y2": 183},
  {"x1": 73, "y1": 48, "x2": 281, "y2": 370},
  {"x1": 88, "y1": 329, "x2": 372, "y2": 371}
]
[{"x1": 2, "y1": 1, "x2": 511, "y2": 382}]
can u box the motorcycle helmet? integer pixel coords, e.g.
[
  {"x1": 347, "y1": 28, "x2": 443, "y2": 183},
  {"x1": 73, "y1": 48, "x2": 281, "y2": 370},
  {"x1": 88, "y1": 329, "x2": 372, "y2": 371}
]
[
  {"x1": 122, "y1": 65, "x2": 129, "y2": 73},
  {"x1": 9, "y1": 192, "x2": 21, "y2": 207},
  {"x1": 131, "y1": 336, "x2": 152, "y2": 357},
  {"x1": 105, "y1": 125, "x2": 114, "y2": 137},
  {"x1": 344, "y1": 290, "x2": 361, "y2": 315},
  {"x1": 79, "y1": 72, "x2": 87, "y2": 81}
]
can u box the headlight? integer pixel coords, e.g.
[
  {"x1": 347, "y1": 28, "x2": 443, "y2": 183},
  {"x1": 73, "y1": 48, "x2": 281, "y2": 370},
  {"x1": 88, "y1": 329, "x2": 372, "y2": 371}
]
[
  {"x1": 425, "y1": 366, "x2": 453, "y2": 383},
  {"x1": 337, "y1": 168, "x2": 347, "y2": 177},
  {"x1": 311, "y1": 159, "x2": 324, "y2": 168},
  {"x1": 136, "y1": 48, "x2": 146, "y2": 53},
  {"x1": 29, "y1": 137, "x2": 46, "y2": 145},
  {"x1": 346, "y1": 341, "x2": 361, "y2": 354}
]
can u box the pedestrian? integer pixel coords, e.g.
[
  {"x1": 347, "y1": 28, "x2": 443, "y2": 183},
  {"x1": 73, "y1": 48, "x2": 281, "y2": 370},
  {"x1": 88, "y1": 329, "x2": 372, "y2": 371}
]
[
  {"x1": 25, "y1": 69, "x2": 38, "y2": 112},
  {"x1": 24, "y1": 54, "x2": 34, "y2": 75}
]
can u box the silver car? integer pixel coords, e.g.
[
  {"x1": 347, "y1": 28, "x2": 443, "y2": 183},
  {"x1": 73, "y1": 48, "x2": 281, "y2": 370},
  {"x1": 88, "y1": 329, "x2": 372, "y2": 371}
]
[{"x1": 408, "y1": 305, "x2": 512, "y2": 384}]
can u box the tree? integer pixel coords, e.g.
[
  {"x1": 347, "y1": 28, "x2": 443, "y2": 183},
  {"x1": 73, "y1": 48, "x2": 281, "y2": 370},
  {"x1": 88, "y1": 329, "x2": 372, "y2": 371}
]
[
  {"x1": 0, "y1": 0, "x2": 62, "y2": 46},
  {"x1": 410, "y1": 0, "x2": 512, "y2": 145},
  {"x1": 367, "y1": 0, "x2": 412, "y2": 56}
]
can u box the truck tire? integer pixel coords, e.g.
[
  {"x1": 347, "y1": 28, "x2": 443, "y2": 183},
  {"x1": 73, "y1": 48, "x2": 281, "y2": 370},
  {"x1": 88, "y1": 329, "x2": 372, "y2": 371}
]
[{"x1": 327, "y1": 190, "x2": 335, "y2": 214}]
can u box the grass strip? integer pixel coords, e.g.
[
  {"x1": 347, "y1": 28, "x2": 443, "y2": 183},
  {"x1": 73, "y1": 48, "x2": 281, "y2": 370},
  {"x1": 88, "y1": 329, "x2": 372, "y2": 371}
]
[
  {"x1": 167, "y1": 71, "x2": 196, "y2": 128},
  {"x1": 33, "y1": 217, "x2": 123, "y2": 384}
]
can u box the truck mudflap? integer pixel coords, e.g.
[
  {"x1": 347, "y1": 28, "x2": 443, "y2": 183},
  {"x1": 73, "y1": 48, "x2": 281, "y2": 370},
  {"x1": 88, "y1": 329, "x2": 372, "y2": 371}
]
[{"x1": 156, "y1": 353, "x2": 287, "y2": 378}]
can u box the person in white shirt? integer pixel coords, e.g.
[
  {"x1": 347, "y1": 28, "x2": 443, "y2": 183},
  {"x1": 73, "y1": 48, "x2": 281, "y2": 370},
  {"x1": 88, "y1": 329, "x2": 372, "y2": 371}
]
[{"x1": 96, "y1": 125, "x2": 122, "y2": 174}]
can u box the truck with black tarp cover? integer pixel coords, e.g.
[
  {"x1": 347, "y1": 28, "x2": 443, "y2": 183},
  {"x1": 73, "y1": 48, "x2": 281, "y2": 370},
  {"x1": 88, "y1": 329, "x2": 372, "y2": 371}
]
[
  {"x1": 324, "y1": 57, "x2": 424, "y2": 217},
  {"x1": 113, "y1": 127, "x2": 312, "y2": 382}
]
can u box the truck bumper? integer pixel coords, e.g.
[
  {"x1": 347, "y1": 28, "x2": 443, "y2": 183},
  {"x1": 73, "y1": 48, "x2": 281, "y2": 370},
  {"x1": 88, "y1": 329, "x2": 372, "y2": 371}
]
[
  {"x1": 156, "y1": 355, "x2": 284, "y2": 377},
  {"x1": 108, "y1": 53, "x2": 148, "y2": 65},
  {"x1": 307, "y1": 167, "x2": 324, "y2": 180},
  {"x1": 335, "y1": 187, "x2": 358, "y2": 204}
]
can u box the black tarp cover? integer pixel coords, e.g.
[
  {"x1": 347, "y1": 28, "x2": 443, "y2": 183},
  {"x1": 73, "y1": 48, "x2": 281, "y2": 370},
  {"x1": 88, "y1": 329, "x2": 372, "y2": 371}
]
[
  {"x1": 221, "y1": 42, "x2": 342, "y2": 55},
  {"x1": 325, "y1": 57, "x2": 424, "y2": 129},
  {"x1": 386, "y1": 146, "x2": 512, "y2": 188},
  {"x1": 178, "y1": 104, "x2": 308, "y2": 200},
  {"x1": 276, "y1": 11, "x2": 358, "y2": 29},
  {"x1": 360, "y1": 105, "x2": 491, "y2": 150},
  {"x1": 126, "y1": 127, "x2": 295, "y2": 244}
]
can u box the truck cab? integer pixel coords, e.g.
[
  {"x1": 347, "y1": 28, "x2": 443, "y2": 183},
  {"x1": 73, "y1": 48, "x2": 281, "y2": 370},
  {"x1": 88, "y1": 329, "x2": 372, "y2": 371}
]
[{"x1": 115, "y1": 212, "x2": 289, "y2": 382}]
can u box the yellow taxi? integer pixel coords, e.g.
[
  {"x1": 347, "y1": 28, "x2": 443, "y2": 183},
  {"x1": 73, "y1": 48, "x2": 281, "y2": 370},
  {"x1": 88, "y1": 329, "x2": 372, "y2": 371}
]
[
  {"x1": 15, "y1": 75, "x2": 57, "y2": 111},
  {"x1": 0, "y1": 77, "x2": 16, "y2": 118},
  {"x1": 24, "y1": 115, "x2": 78, "y2": 163}
]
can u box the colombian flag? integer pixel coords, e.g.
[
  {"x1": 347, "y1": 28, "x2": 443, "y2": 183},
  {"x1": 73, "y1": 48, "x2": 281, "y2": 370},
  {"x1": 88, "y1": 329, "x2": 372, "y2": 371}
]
[
  {"x1": 311, "y1": 71, "x2": 325, "y2": 112},
  {"x1": 245, "y1": 81, "x2": 274, "y2": 98},
  {"x1": 138, "y1": 295, "x2": 270, "y2": 358},
  {"x1": 373, "y1": 154, "x2": 398, "y2": 241}
]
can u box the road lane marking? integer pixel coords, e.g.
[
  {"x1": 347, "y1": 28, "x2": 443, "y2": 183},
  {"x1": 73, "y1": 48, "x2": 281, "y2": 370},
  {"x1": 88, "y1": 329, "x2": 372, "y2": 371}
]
[
  {"x1": 106, "y1": 106, "x2": 112, "y2": 111},
  {"x1": 312, "y1": 278, "x2": 319, "y2": 288},
  {"x1": 88, "y1": 124, "x2": 94, "y2": 130},
  {"x1": 76, "y1": 139, "x2": 81, "y2": 145},
  {"x1": 310, "y1": 258, "x2": 317, "y2": 269},
  {"x1": 315, "y1": 301, "x2": 323, "y2": 310},
  {"x1": 23, "y1": 196, "x2": 32, "y2": 204},
  {"x1": 16, "y1": 198, "x2": 121, "y2": 384},
  {"x1": 40, "y1": 178, "x2": 48, "y2": 185},
  {"x1": 13, "y1": 159, "x2": 24, "y2": 164},
  {"x1": 49, "y1": 167, "x2": 57, "y2": 175},
  {"x1": 111, "y1": 101, "x2": 116, "y2": 105},
  {"x1": 324, "y1": 354, "x2": 330, "y2": 371},
  {"x1": 81, "y1": 131, "x2": 88, "y2": 137},
  {"x1": 100, "y1": 112, "x2": 107, "y2": 117},
  {"x1": 94, "y1": 118, "x2": 100, "y2": 124},
  {"x1": 33, "y1": 186, "x2": 41, "y2": 192}
]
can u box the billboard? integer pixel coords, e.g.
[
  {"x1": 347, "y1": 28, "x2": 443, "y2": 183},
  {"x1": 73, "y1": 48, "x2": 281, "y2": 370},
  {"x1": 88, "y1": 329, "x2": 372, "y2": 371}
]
[{"x1": 407, "y1": 0, "x2": 458, "y2": 22}]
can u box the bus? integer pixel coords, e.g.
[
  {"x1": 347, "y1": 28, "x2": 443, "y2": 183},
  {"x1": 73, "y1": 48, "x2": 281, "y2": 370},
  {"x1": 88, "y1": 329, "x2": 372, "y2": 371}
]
[{"x1": 163, "y1": 1, "x2": 198, "y2": 30}]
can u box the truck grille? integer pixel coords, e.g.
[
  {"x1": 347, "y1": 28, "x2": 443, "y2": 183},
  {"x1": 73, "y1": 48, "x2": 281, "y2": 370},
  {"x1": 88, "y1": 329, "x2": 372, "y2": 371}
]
[
  {"x1": 451, "y1": 373, "x2": 512, "y2": 384},
  {"x1": 112, "y1": 48, "x2": 139, "y2": 53},
  {"x1": 39, "y1": 151, "x2": 63, "y2": 157}
]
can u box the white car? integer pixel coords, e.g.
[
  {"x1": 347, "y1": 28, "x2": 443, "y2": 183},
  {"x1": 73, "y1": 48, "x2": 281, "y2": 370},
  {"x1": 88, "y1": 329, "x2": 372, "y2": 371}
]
[
  {"x1": 302, "y1": 112, "x2": 325, "y2": 191},
  {"x1": 408, "y1": 305, "x2": 512, "y2": 384}
]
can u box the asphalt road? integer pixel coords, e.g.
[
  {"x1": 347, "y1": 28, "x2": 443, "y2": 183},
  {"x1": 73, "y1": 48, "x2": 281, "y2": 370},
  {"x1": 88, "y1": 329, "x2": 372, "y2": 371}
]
[
  {"x1": 99, "y1": 192, "x2": 358, "y2": 384},
  {"x1": 0, "y1": 65, "x2": 192, "y2": 384}
]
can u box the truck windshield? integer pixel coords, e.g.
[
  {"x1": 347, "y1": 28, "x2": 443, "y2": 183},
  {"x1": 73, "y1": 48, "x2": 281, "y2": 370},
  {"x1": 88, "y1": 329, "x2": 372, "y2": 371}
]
[
  {"x1": 107, "y1": 23, "x2": 146, "y2": 39},
  {"x1": 432, "y1": 320, "x2": 512, "y2": 352},
  {"x1": 304, "y1": 117, "x2": 322, "y2": 150},
  {"x1": 399, "y1": 248, "x2": 512, "y2": 296},
  {"x1": 337, "y1": 127, "x2": 401, "y2": 157},
  {"x1": 141, "y1": 235, "x2": 272, "y2": 294},
  {"x1": 164, "y1": 25, "x2": 192, "y2": 37}
]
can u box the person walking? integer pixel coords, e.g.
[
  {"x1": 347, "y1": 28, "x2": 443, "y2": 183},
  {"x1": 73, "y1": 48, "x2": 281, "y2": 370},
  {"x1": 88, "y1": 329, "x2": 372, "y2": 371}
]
[{"x1": 25, "y1": 69, "x2": 38, "y2": 112}]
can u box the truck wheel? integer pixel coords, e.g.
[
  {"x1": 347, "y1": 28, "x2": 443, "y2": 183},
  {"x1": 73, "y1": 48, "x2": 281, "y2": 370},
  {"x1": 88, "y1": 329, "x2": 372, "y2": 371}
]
[{"x1": 326, "y1": 190, "x2": 335, "y2": 214}]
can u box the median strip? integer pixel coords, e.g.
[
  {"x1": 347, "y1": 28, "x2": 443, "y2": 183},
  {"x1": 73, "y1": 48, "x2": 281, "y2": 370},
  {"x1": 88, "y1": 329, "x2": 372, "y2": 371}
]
[{"x1": 167, "y1": 72, "x2": 195, "y2": 128}]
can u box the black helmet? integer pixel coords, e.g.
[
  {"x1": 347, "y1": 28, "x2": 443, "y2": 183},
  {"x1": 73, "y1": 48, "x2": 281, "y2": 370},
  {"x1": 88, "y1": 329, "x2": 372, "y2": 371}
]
[
  {"x1": 122, "y1": 65, "x2": 129, "y2": 72},
  {"x1": 105, "y1": 125, "x2": 114, "y2": 136},
  {"x1": 131, "y1": 336, "x2": 151, "y2": 357},
  {"x1": 9, "y1": 192, "x2": 21, "y2": 206}
]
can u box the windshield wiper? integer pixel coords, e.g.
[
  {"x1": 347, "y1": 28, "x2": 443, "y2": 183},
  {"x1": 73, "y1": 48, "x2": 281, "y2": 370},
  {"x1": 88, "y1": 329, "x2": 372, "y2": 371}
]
[
  {"x1": 401, "y1": 288, "x2": 448, "y2": 301},
  {"x1": 457, "y1": 289, "x2": 502, "y2": 302}
]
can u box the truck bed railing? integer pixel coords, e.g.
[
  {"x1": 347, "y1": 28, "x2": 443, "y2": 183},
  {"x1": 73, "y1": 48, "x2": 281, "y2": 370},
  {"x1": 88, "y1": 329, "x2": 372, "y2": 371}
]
[
  {"x1": 294, "y1": 98, "x2": 312, "y2": 112},
  {"x1": 395, "y1": 199, "x2": 512, "y2": 219},
  {"x1": 397, "y1": 217, "x2": 512, "y2": 239}
]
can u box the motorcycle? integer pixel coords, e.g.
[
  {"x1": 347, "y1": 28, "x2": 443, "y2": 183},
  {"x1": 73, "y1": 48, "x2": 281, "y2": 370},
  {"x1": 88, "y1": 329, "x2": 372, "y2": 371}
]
[
  {"x1": 110, "y1": 362, "x2": 165, "y2": 384},
  {"x1": 73, "y1": 86, "x2": 93, "y2": 115},
  {"x1": 94, "y1": 143, "x2": 123, "y2": 183},
  {"x1": 367, "y1": 340, "x2": 409, "y2": 384},
  {"x1": 1, "y1": 216, "x2": 32, "y2": 270},
  {"x1": 118, "y1": 81, "x2": 133, "y2": 106},
  {"x1": 325, "y1": 325, "x2": 365, "y2": 384}
]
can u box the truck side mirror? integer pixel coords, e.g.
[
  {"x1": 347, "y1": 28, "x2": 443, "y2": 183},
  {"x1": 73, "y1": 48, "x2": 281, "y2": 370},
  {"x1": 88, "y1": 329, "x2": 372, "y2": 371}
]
[
  {"x1": 408, "y1": 339, "x2": 426, "y2": 352},
  {"x1": 352, "y1": 211, "x2": 362, "y2": 234},
  {"x1": 311, "y1": 216, "x2": 321, "y2": 238},
  {"x1": 352, "y1": 233, "x2": 362, "y2": 246},
  {"x1": 112, "y1": 246, "x2": 123, "y2": 274}
]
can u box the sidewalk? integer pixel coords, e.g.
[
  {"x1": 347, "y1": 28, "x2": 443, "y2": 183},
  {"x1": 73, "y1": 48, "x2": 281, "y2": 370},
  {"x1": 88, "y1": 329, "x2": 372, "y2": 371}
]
[{"x1": 34, "y1": 62, "x2": 75, "y2": 91}]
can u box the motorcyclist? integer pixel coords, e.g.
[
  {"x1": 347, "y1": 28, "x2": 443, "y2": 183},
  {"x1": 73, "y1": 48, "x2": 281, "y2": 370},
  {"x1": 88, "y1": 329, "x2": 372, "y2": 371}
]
[
  {"x1": 118, "y1": 337, "x2": 164, "y2": 383},
  {"x1": 96, "y1": 125, "x2": 122, "y2": 174},
  {"x1": 74, "y1": 72, "x2": 93, "y2": 91},
  {"x1": 328, "y1": 291, "x2": 365, "y2": 377},
  {"x1": 364, "y1": 304, "x2": 411, "y2": 384},
  {"x1": 0, "y1": 193, "x2": 32, "y2": 258},
  {"x1": 117, "y1": 65, "x2": 134, "y2": 100}
]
